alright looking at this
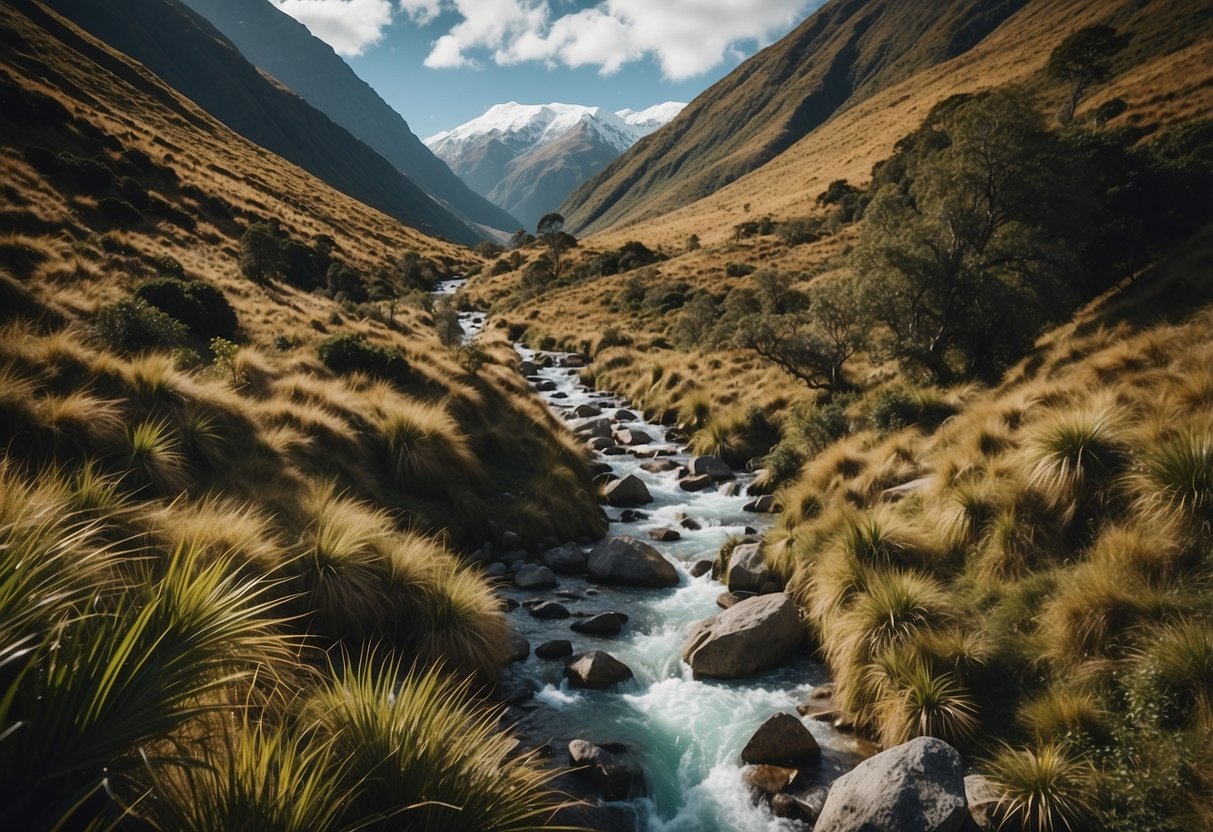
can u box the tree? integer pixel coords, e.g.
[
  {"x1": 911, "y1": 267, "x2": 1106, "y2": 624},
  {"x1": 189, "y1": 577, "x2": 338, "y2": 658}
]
[
  {"x1": 508, "y1": 228, "x2": 534, "y2": 249},
  {"x1": 1047, "y1": 25, "x2": 1130, "y2": 123},
  {"x1": 238, "y1": 221, "x2": 282, "y2": 282},
  {"x1": 736, "y1": 279, "x2": 865, "y2": 395},
  {"x1": 852, "y1": 91, "x2": 1087, "y2": 383},
  {"x1": 536, "y1": 212, "x2": 568, "y2": 282}
]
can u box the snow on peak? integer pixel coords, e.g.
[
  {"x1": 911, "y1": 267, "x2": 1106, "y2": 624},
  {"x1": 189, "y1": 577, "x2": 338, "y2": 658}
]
[{"x1": 424, "y1": 101, "x2": 686, "y2": 162}]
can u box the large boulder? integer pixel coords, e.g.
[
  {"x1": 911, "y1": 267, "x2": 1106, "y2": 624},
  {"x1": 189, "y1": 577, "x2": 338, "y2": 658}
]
[
  {"x1": 573, "y1": 403, "x2": 602, "y2": 418},
  {"x1": 574, "y1": 417, "x2": 612, "y2": 439},
  {"x1": 571, "y1": 612, "x2": 627, "y2": 635},
  {"x1": 602, "y1": 475, "x2": 654, "y2": 507},
  {"x1": 615, "y1": 428, "x2": 653, "y2": 446},
  {"x1": 741, "y1": 713, "x2": 821, "y2": 765},
  {"x1": 815, "y1": 737, "x2": 968, "y2": 832},
  {"x1": 587, "y1": 537, "x2": 678, "y2": 587},
  {"x1": 514, "y1": 564, "x2": 558, "y2": 589},
  {"x1": 682, "y1": 593, "x2": 803, "y2": 679},
  {"x1": 564, "y1": 650, "x2": 634, "y2": 689},
  {"x1": 726, "y1": 543, "x2": 773, "y2": 593},
  {"x1": 568, "y1": 740, "x2": 644, "y2": 801},
  {"x1": 505, "y1": 629, "x2": 530, "y2": 663},
  {"x1": 542, "y1": 543, "x2": 587, "y2": 575},
  {"x1": 535, "y1": 639, "x2": 574, "y2": 659},
  {"x1": 679, "y1": 474, "x2": 714, "y2": 492},
  {"x1": 692, "y1": 455, "x2": 734, "y2": 481},
  {"x1": 529, "y1": 601, "x2": 571, "y2": 619}
]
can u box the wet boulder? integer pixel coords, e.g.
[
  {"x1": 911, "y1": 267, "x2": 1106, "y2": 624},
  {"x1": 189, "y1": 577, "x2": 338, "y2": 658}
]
[
  {"x1": 726, "y1": 543, "x2": 773, "y2": 594},
  {"x1": 571, "y1": 612, "x2": 627, "y2": 636},
  {"x1": 690, "y1": 559, "x2": 714, "y2": 578},
  {"x1": 648, "y1": 527, "x2": 681, "y2": 542},
  {"x1": 542, "y1": 543, "x2": 587, "y2": 575},
  {"x1": 568, "y1": 739, "x2": 644, "y2": 801},
  {"x1": 615, "y1": 428, "x2": 653, "y2": 446},
  {"x1": 505, "y1": 629, "x2": 530, "y2": 663},
  {"x1": 640, "y1": 458, "x2": 682, "y2": 474},
  {"x1": 743, "y1": 495, "x2": 780, "y2": 513},
  {"x1": 815, "y1": 737, "x2": 967, "y2": 832},
  {"x1": 682, "y1": 593, "x2": 803, "y2": 679},
  {"x1": 573, "y1": 403, "x2": 602, "y2": 418},
  {"x1": 692, "y1": 455, "x2": 734, "y2": 481},
  {"x1": 564, "y1": 650, "x2": 634, "y2": 689},
  {"x1": 586, "y1": 436, "x2": 616, "y2": 451},
  {"x1": 535, "y1": 639, "x2": 574, "y2": 659},
  {"x1": 679, "y1": 474, "x2": 714, "y2": 492},
  {"x1": 529, "y1": 601, "x2": 571, "y2": 619},
  {"x1": 740, "y1": 713, "x2": 820, "y2": 765},
  {"x1": 574, "y1": 417, "x2": 613, "y2": 439},
  {"x1": 514, "y1": 564, "x2": 558, "y2": 589},
  {"x1": 587, "y1": 537, "x2": 678, "y2": 587},
  {"x1": 602, "y1": 475, "x2": 653, "y2": 507},
  {"x1": 615, "y1": 409, "x2": 638, "y2": 422}
]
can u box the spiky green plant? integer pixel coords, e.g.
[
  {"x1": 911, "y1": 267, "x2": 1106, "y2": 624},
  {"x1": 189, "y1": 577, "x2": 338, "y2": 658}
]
[
  {"x1": 1130, "y1": 619, "x2": 1213, "y2": 729},
  {"x1": 122, "y1": 418, "x2": 188, "y2": 495},
  {"x1": 306, "y1": 659, "x2": 564, "y2": 832},
  {"x1": 871, "y1": 653, "x2": 979, "y2": 747},
  {"x1": 144, "y1": 720, "x2": 358, "y2": 832},
  {"x1": 984, "y1": 742, "x2": 1096, "y2": 832}
]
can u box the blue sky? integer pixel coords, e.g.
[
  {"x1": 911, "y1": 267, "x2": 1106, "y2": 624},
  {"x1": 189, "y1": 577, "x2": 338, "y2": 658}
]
[{"x1": 271, "y1": 0, "x2": 823, "y2": 137}]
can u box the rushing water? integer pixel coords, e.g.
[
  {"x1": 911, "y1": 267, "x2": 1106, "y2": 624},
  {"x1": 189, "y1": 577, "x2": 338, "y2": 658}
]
[{"x1": 442, "y1": 281, "x2": 869, "y2": 831}]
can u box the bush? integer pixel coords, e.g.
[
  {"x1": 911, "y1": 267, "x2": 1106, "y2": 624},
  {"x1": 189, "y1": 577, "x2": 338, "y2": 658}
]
[
  {"x1": 317, "y1": 332, "x2": 410, "y2": 385},
  {"x1": 93, "y1": 298, "x2": 188, "y2": 354},
  {"x1": 134, "y1": 278, "x2": 238, "y2": 340},
  {"x1": 726, "y1": 262, "x2": 755, "y2": 278},
  {"x1": 238, "y1": 222, "x2": 282, "y2": 281},
  {"x1": 97, "y1": 197, "x2": 143, "y2": 226}
]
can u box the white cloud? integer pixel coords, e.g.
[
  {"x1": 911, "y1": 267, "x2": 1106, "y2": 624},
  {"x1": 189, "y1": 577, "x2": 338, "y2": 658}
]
[
  {"x1": 399, "y1": 0, "x2": 443, "y2": 24},
  {"x1": 271, "y1": 0, "x2": 394, "y2": 56},
  {"x1": 413, "y1": 0, "x2": 819, "y2": 79}
]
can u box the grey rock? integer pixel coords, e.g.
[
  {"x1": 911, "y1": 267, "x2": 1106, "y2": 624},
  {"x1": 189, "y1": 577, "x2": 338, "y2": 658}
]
[
  {"x1": 648, "y1": 527, "x2": 681, "y2": 542},
  {"x1": 692, "y1": 455, "x2": 734, "y2": 481},
  {"x1": 743, "y1": 495, "x2": 780, "y2": 513},
  {"x1": 574, "y1": 403, "x2": 602, "y2": 418},
  {"x1": 568, "y1": 739, "x2": 644, "y2": 801},
  {"x1": 965, "y1": 774, "x2": 1003, "y2": 831},
  {"x1": 535, "y1": 639, "x2": 573, "y2": 659},
  {"x1": 743, "y1": 764, "x2": 799, "y2": 800},
  {"x1": 640, "y1": 458, "x2": 682, "y2": 474},
  {"x1": 542, "y1": 542, "x2": 587, "y2": 575},
  {"x1": 529, "y1": 601, "x2": 571, "y2": 619},
  {"x1": 682, "y1": 593, "x2": 803, "y2": 679},
  {"x1": 602, "y1": 475, "x2": 653, "y2": 506},
  {"x1": 727, "y1": 543, "x2": 773, "y2": 594},
  {"x1": 690, "y1": 559, "x2": 714, "y2": 578},
  {"x1": 564, "y1": 650, "x2": 634, "y2": 689},
  {"x1": 720, "y1": 481, "x2": 740, "y2": 497},
  {"x1": 506, "y1": 630, "x2": 530, "y2": 663},
  {"x1": 679, "y1": 474, "x2": 714, "y2": 492},
  {"x1": 614, "y1": 409, "x2": 638, "y2": 421},
  {"x1": 485, "y1": 562, "x2": 508, "y2": 579},
  {"x1": 571, "y1": 612, "x2": 627, "y2": 636},
  {"x1": 615, "y1": 428, "x2": 653, "y2": 446},
  {"x1": 586, "y1": 436, "x2": 616, "y2": 451},
  {"x1": 815, "y1": 737, "x2": 968, "y2": 832},
  {"x1": 740, "y1": 713, "x2": 820, "y2": 765},
  {"x1": 587, "y1": 537, "x2": 678, "y2": 587},
  {"x1": 514, "y1": 564, "x2": 558, "y2": 589}
]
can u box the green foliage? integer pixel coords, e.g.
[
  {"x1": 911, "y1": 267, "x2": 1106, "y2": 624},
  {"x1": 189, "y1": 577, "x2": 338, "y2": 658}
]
[
  {"x1": 869, "y1": 386, "x2": 957, "y2": 433},
  {"x1": 211, "y1": 337, "x2": 241, "y2": 386},
  {"x1": 983, "y1": 743, "x2": 1097, "y2": 832},
  {"x1": 93, "y1": 297, "x2": 188, "y2": 354},
  {"x1": 1047, "y1": 25, "x2": 1131, "y2": 122},
  {"x1": 239, "y1": 222, "x2": 283, "y2": 282},
  {"x1": 134, "y1": 277, "x2": 238, "y2": 340},
  {"x1": 317, "y1": 333, "x2": 410, "y2": 385}
]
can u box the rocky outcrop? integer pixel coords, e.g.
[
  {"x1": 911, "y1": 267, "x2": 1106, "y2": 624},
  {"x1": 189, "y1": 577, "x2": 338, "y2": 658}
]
[
  {"x1": 587, "y1": 537, "x2": 678, "y2": 587},
  {"x1": 682, "y1": 593, "x2": 802, "y2": 678},
  {"x1": 815, "y1": 737, "x2": 968, "y2": 832},
  {"x1": 726, "y1": 543, "x2": 773, "y2": 593},
  {"x1": 564, "y1": 650, "x2": 634, "y2": 689}
]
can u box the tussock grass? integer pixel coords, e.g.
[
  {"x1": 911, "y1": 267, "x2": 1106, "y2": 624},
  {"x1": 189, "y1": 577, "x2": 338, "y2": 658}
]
[
  {"x1": 983, "y1": 743, "x2": 1096, "y2": 832},
  {"x1": 376, "y1": 399, "x2": 478, "y2": 493},
  {"x1": 123, "y1": 418, "x2": 189, "y2": 496}
]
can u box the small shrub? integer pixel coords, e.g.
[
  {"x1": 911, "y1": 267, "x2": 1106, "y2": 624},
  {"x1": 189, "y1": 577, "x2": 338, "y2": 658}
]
[
  {"x1": 134, "y1": 278, "x2": 238, "y2": 340},
  {"x1": 317, "y1": 333, "x2": 410, "y2": 385},
  {"x1": 725, "y1": 262, "x2": 755, "y2": 278},
  {"x1": 93, "y1": 298, "x2": 188, "y2": 354},
  {"x1": 97, "y1": 197, "x2": 143, "y2": 226}
]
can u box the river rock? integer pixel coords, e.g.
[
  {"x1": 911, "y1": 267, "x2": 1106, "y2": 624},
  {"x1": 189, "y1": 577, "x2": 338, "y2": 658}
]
[
  {"x1": 575, "y1": 417, "x2": 613, "y2": 439},
  {"x1": 679, "y1": 515, "x2": 703, "y2": 531},
  {"x1": 563, "y1": 354, "x2": 586, "y2": 368},
  {"x1": 564, "y1": 650, "x2": 634, "y2": 689},
  {"x1": 615, "y1": 428, "x2": 653, "y2": 446},
  {"x1": 692, "y1": 455, "x2": 734, "y2": 481},
  {"x1": 574, "y1": 404, "x2": 602, "y2": 418},
  {"x1": 648, "y1": 527, "x2": 681, "y2": 542},
  {"x1": 602, "y1": 446, "x2": 628, "y2": 456},
  {"x1": 529, "y1": 601, "x2": 571, "y2": 619},
  {"x1": 814, "y1": 737, "x2": 967, "y2": 832},
  {"x1": 679, "y1": 474, "x2": 714, "y2": 492},
  {"x1": 587, "y1": 537, "x2": 678, "y2": 587},
  {"x1": 615, "y1": 409, "x2": 638, "y2": 421},
  {"x1": 506, "y1": 629, "x2": 530, "y2": 663},
  {"x1": 485, "y1": 562, "x2": 508, "y2": 579},
  {"x1": 743, "y1": 764, "x2": 799, "y2": 800},
  {"x1": 690, "y1": 559, "x2": 714, "y2": 578},
  {"x1": 743, "y1": 495, "x2": 780, "y2": 513},
  {"x1": 586, "y1": 436, "x2": 615, "y2": 451},
  {"x1": 965, "y1": 774, "x2": 1003, "y2": 831},
  {"x1": 640, "y1": 459, "x2": 682, "y2": 474},
  {"x1": 514, "y1": 564, "x2": 558, "y2": 589},
  {"x1": 568, "y1": 739, "x2": 644, "y2": 801},
  {"x1": 535, "y1": 639, "x2": 574, "y2": 659},
  {"x1": 682, "y1": 593, "x2": 803, "y2": 679},
  {"x1": 534, "y1": 379, "x2": 557, "y2": 391},
  {"x1": 571, "y1": 612, "x2": 627, "y2": 636},
  {"x1": 716, "y1": 590, "x2": 754, "y2": 609},
  {"x1": 772, "y1": 787, "x2": 829, "y2": 824},
  {"x1": 727, "y1": 543, "x2": 773, "y2": 593},
  {"x1": 543, "y1": 543, "x2": 587, "y2": 575},
  {"x1": 720, "y1": 482, "x2": 740, "y2": 497},
  {"x1": 741, "y1": 713, "x2": 821, "y2": 765},
  {"x1": 603, "y1": 475, "x2": 653, "y2": 507},
  {"x1": 618, "y1": 509, "x2": 647, "y2": 523}
]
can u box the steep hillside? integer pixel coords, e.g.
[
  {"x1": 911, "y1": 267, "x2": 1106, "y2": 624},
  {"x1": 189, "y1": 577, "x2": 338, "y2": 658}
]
[
  {"x1": 560, "y1": 0, "x2": 1029, "y2": 235},
  {"x1": 574, "y1": 0, "x2": 1213, "y2": 248},
  {"x1": 176, "y1": 0, "x2": 523, "y2": 237},
  {"x1": 39, "y1": 0, "x2": 486, "y2": 246},
  {"x1": 428, "y1": 101, "x2": 683, "y2": 230}
]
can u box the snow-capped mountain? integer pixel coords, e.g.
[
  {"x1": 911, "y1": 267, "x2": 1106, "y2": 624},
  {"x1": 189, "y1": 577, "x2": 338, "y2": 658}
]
[{"x1": 424, "y1": 101, "x2": 685, "y2": 230}]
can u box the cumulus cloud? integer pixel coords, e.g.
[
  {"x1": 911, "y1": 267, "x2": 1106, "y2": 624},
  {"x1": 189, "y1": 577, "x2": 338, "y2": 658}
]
[
  {"x1": 398, "y1": 0, "x2": 443, "y2": 24},
  {"x1": 272, "y1": 0, "x2": 395, "y2": 55},
  {"x1": 418, "y1": 0, "x2": 819, "y2": 78}
]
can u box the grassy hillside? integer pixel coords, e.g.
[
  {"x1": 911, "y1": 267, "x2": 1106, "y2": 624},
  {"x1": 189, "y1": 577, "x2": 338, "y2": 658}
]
[{"x1": 0, "y1": 1, "x2": 604, "y2": 827}]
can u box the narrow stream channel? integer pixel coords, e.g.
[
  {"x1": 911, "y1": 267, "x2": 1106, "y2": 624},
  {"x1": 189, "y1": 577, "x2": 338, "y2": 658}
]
[{"x1": 439, "y1": 280, "x2": 871, "y2": 831}]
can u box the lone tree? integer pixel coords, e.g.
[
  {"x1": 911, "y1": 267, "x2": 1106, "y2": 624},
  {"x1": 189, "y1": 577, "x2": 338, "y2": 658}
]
[
  {"x1": 536, "y1": 212, "x2": 568, "y2": 281},
  {"x1": 1047, "y1": 25, "x2": 1130, "y2": 123}
]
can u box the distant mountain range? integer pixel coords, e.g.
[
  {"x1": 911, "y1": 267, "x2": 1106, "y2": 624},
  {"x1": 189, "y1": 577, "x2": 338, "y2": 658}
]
[{"x1": 425, "y1": 102, "x2": 685, "y2": 231}]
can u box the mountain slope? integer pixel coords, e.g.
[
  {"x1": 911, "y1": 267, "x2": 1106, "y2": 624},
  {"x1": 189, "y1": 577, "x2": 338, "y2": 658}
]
[
  {"x1": 427, "y1": 101, "x2": 683, "y2": 230},
  {"x1": 175, "y1": 0, "x2": 522, "y2": 236},
  {"x1": 40, "y1": 0, "x2": 485, "y2": 245},
  {"x1": 561, "y1": 0, "x2": 1029, "y2": 235}
]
